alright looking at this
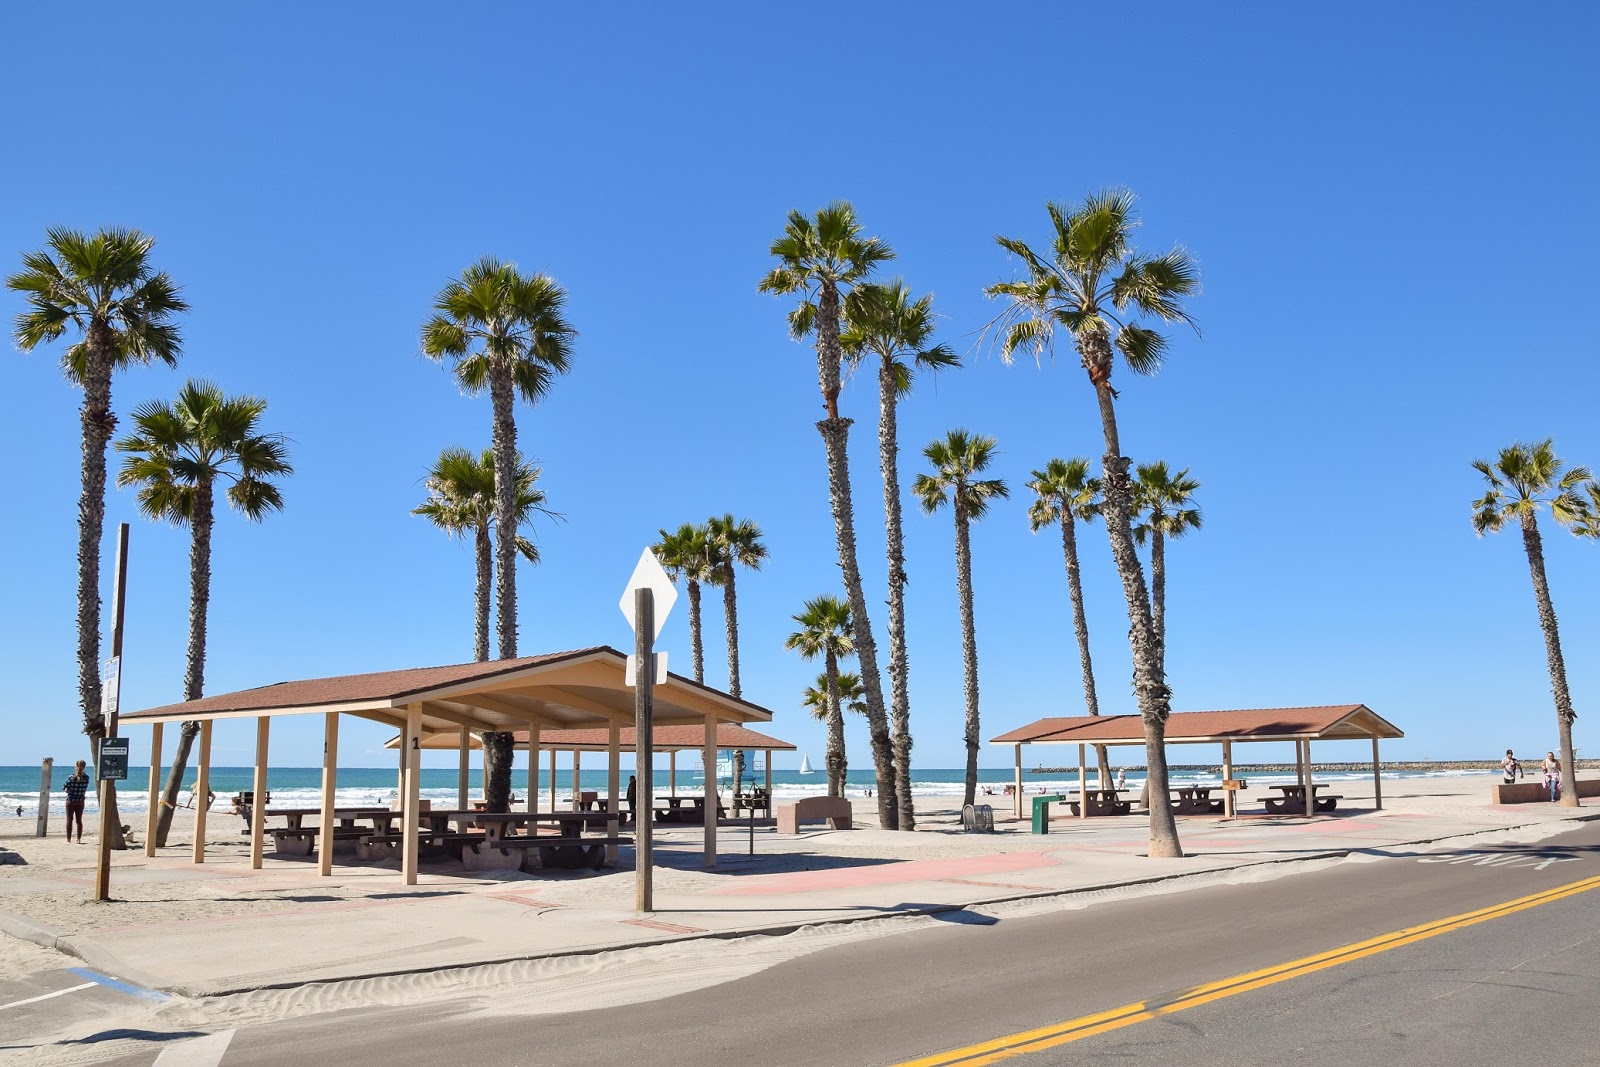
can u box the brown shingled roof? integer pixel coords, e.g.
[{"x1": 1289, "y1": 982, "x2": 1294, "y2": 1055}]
[{"x1": 990, "y1": 705, "x2": 1401, "y2": 745}]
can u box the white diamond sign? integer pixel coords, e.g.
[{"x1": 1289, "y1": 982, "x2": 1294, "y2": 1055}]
[{"x1": 619, "y1": 548, "x2": 677, "y2": 641}]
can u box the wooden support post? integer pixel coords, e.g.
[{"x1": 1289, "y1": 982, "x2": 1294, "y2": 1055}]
[
  {"x1": 607, "y1": 718, "x2": 621, "y2": 866},
  {"x1": 670, "y1": 751, "x2": 677, "y2": 797},
  {"x1": 548, "y1": 747, "x2": 557, "y2": 811},
  {"x1": 458, "y1": 726, "x2": 470, "y2": 810},
  {"x1": 249, "y1": 717, "x2": 269, "y2": 869},
  {"x1": 703, "y1": 715, "x2": 717, "y2": 869},
  {"x1": 528, "y1": 726, "x2": 540, "y2": 815},
  {"x1": 764, "y1": 753, "x2": 772, "y2": 804},
  {"x1": 634, "y1": 587, "x2": 656, "y2": 913},
  {"x1": 1078, "y1": 743, "x2": 1087, "y2": 819},
  {"x1": 1371, "y1": 734, "x2": 1383, "y2": 811},
  {"x1": 144, "y1": 723, "x2": 162, "y2": 857},
  {"x1": 319, "y1": 712, "x2": 338, "y2": 877},
  {"x1": 572, "y1": 750, "x2": 581, "y2": 811},
  {"x1": 192, "y1": 720, "x2": 212, "y2": 864},
  {"x1": 1301, "y1": 739, "x2": 1312, "y2": 816},
  {"x1": 1222, "y1": 740, "x2": 1235, "y2": 818},
  {"x1": 35, "y1": 758, "x2": 52, "y2": 838},
  {"x1": 1014, "y1": 744, "x2": 1024, "y2": 819},
  {"x1": 401, "y1": 703, "x2": 422, "y2": 886}
]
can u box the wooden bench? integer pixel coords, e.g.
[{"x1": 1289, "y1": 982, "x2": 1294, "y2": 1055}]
[{"x1": 777, "y1": 795, "x2": 852, "y2": 833}]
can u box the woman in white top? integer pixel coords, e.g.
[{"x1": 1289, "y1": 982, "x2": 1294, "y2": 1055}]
[{"x1": 1541, "y1": 752, "x2": 1562, "y2": 802}]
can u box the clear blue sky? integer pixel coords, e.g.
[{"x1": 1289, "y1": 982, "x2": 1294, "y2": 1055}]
[{"x1": 4, "y1": 3, "x2": 1599, "y2": 774}]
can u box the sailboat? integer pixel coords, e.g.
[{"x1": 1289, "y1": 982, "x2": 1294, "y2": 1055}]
[{"x1": 799, "y1": 753, "x2": 814, "y2": 774}]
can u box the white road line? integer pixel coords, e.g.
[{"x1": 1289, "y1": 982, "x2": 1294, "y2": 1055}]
[
  {"x1": 0, "y1": 982, "x2": 96, "y2": 1011},
  {"x1": 153, "y1": 1029, "x2": 237, "y2": 1067}
]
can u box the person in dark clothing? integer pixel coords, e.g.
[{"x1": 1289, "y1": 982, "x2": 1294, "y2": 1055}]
[
  {"x1": 62, "y1": 760, "x2": 91, "y2": 843},
  {"x1": 625, "y1": 775, "x2": 637, "y2": 825}
]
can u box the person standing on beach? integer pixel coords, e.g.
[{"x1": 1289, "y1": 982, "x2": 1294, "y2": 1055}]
[
  {"x1": 1542, "y1": 752, "x2": 1562, "y2": 802},
  {"x1": 62, "y1": 760, "x2": 91, "y2": 843},
  {"x1": 1501, "y1": 749, "x2": 1523, "y2": 785}
]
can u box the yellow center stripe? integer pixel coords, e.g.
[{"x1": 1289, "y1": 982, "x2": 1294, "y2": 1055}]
[{"x1": 893, "y1": 872, "x2": 1600, "y2": 1067}]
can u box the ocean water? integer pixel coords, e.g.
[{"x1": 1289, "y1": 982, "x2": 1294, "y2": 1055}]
[{"x1": 0, "y1": 764, "x2": 1490, "y2": 818}]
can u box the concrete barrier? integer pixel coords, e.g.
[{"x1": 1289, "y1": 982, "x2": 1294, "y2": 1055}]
[
  {"x1": 776, "y1": 795, "x2": 853, "y2": 833},
  {"x1": 1492, "y1": 777, "x2": 1600, "y2": 803}
]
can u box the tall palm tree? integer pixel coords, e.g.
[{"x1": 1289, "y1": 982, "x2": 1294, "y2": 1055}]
[
  {"x1": 914, "y1": 431, "x2": 1009, "y2": 808},
  {"x1": 9, "y1": 228, "x2": 187, "y2": 851},
  {"x1": 785, "y1": 595, "x2": 855, "y2": 797},
  {"x1": 1027, "y1": 458, "x2": 1111, "y2": 784},
  {"x1": 802, "y1": 671, "x2": 867, "y2": 798},
  {"x1": 986, "y1": 190, "x2": 1199, "y2": 857},
  {"x1": 760, "y1": 202, "x2": 901, "y2": 828},
  {"x1": 1472, "y1": 440, "x2": 1590, "y2": 807},
  {"x1": 841, "y1": 280, "x2": 960, "y2": 831},
  {"x1": 1132, "y1": 462, "x2": 1203, "y2": 660},
  {"x1": 420, "y1": 257, "x2": 575, "y2": 662},
  {"x1": 705, "y1": 514, "x2": 767, "y2": 699},
  {"x1": 654, "y1": 523, "x2": 714, "y2": 683},
  {"x1": 8, "y1": 229, "x2": 187, "y2": 734},
  {"x1": 415, "y1": 448, "x2": 553, "y2": 663},
  {"x1": 115, "y1": 380, "x2": 290, "y2": 846}
]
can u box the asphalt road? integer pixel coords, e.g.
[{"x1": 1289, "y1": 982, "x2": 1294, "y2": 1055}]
[{"x1": 20, "y1": 821, "x2": 1600, "y2": 1066}]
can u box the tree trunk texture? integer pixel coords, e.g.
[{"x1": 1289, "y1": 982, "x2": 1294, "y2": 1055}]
[
  {"x1": 818, "y1": 281, "x2": 843, "y2": 421},
  {"x1": 732, "y1": 749, "x2": 744, "y2": 799},
  {"x1": 481, "y1": 731, "x2": 514, "y2": 812},
  {"x1": 1059, "y1": 514, "x2": 1111, "y2": 784},
  {"x1": 825, "y1": 650, "x2": 845, "y2": 798},
  {"x1": 879, "y1": 357, "x2": 916, "y2": 830},
  {"x1": 817, "y1": 416, "x2": 898, "y2": 828},
  {"x1": 1520, "y1": 512, "x2": 1580, "y2": 806},
  {"x1": 688, "y1": 579, "x2": 704, "y2": 683},
  {"x1": 473, "y1": 519, "x2": 491, "y2": 663},
  {"x1": 721, "y1": 566, "x2": 741, "y2": 699},
  {"x1": 488, "y1": 367, "x2": 519, "y2": 661},
  {"x1": 1150, "y1": 527, "x2": 1167, "y2": 661},
  {"x1": 954, "y1": 498, "x2": 981, "y2": 809},
  {"x1": 154, "y1": 722, "x2": 198, "y2": 847},
  {"x1": 76, "y1": 319, "x2": 114, "y2": 737},
  {"x1": 1079, "y1": 324, "x2": 1181, "y2": 857},
  {"x1": 154, "y1": 478, "x2": 215, "y2": 848}
]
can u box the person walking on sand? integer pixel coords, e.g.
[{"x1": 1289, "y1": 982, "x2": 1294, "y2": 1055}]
[
  {"x1": 1542, "y1": 751, "x2": 1562, "y2": 802},
  {"x1": 1501, "y1": 749, "x2": 1524, "y2": 786},
  {"x1": 62, "y1": 760, "x2": 91, "y2": 843},
  {"x1": 625, "y1": 775, "x2": 637, "y2": 825}
]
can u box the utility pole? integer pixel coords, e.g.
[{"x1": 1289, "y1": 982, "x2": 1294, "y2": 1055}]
[
  {"x1": 633, "y1": 588, "x2": 654, "y2": 912},
  {"x1": 94, "y1": 523, "x2": 129, "y2": 902}
]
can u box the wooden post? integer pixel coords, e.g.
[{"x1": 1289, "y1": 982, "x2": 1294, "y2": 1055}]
[
  {"x1": 572, "y1": 750, "x2": 582, "y2": 810},
  {"x1": 35, "y1": 758, "x2": 52, "y2": 838},
  {"x1": 95, "y1": 522, "x2": 129, "y2": 901},
  {"x1": 1014, "y1": 744, "x2": 1024, "y2": 819},
  {"x1": 634, "y1": 588, "x2": 656, "y2": 912},
  {"x1": 763, "y1": 752, "x2": 772, "y2": 805},
  {"x1": 401, "y1": 702, "x2": 422, "y2": 886},
  {"x1": 547, "y1": 747, "x2": 557, "y2": 811},
  {"x1": 457, "y1": 726, "x2": 470, "y2": 810},
  {"x1": 144, "y1": 723, "x2": 162, "y2": 857},
  {"x1": 607, "y1": 718, "x2": 621, "y2": 866},
  {"x1": 192, "y1": 720, "x2": 212, "y2": 865},
  {"x1": 527, "y1": 726, "x2": 539, "y2": 815},
  {"x1": 1371, "y1": 734, "x2": 1383, "y2": 811},
  {"x1": 670, "y1": 751, "x2": 677, "y2": 797},
  {"x1": 1077, "y1": 744, "x2": 1087, "y2": 820},
  {"x1": 1222, "y1": 740, "x2": 1235, "y2": 819},
  {"x1": 249, "y1": 717, "x2": 269, "y2": 869},
  {"x1": 1301, "y1": 739, "x2": 1312, "y2": 816},
  {"x1": 703, "y1": 714, "x2": 717, "y2": 869},
  {"x1": 319, "y1": 712, "x2": 338, "y2": 877}
]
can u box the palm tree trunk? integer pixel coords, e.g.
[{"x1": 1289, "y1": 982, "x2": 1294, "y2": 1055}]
[
  {"x1": 1150, "y1": 527, "x2": 1167, "y2": 660},
  {"x1": 1059, "y1": 514, "x2": 1111, "y2": 784},
  {"x1": 825, "y1": 650, "x2": 845, "y2": 798},
  {"x1": 473, "y1": 519, "x2": 491, "y2": 663},
  {"x1": 688, "y1": 579, "x2": 704, "y2": 683},
  {"x1": 1080, "y1": 325, "x2": 1181, "y2": 857},
  {"x1": 488, "y1": 367, "x2": 519, "y2": 661},
  {"x1": 155, "y1": 478, "x2": 215, "y2": 848},
  {"x1": 814, "y1": 280, "x2": 897, "y2": 828},
  {"x1": 721, "y1": 567, "x2": 741, "y2": 699},
  {"x1": 481, "y1": 731, "x2": 513, "y2": 812},
  {"x1": 879, "y1": 358, "x2": 916, "y2": 830},
  {"x1": 1520, "y1": 512, "x2": 1580, "y2": 807},
  {"x1": 954, "y1": 500, "x2": 981, "y2": 809}
]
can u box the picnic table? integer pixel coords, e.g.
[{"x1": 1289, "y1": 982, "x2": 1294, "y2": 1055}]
[
  {"x1": 1168, "y1": 785, "x2": 1225, "y2": 816},
  {"x1": 1064, "y1": 787, "x2": 1131, "y2": 818},
  {"x1": 264, "y1": 807, "x2": 393, "y2": 856},
  {"x1": 1264, "y1": 783, "x2": 1343, "y2": 815},
  {"x1": 655, "y1": 795, "x2": 717, "y2": 823}
]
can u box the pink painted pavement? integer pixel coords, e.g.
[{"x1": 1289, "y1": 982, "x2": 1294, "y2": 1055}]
[{"x1": 711, "y1": 850, "x2": 1061, "y2": 896}]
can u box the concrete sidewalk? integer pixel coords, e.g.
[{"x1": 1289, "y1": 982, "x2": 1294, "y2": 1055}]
[{"x1": 1, "y1": 783, "x2": 1592, "y2": 997}]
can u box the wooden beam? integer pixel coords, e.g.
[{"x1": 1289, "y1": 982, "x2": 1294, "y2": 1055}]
[
  {"x1": 346, "y1": 708, "x2": 406, "y2": 728},
  {"x1": 192, "y1": 720, "x2": 212, "y2": 865},
  {"x1": 402, "y1": 703, "x2": 422, "y2": 886},
  {"x1": 446, "y1": 692, "x2": 564, "y2": 728},
  {"x1": 703, "y1": 714, "x2": 717, "y2": 869},
  {"x1": 320, "y1": 712, "x2": 338, "y2": 877},
  {"x1": 607, "y1": 718, "x2": 620, "y2": 866},
  {"x1": 458, "y1": 726, "x2": 470, "y2": 809},
  {"x1": 527, "y1": 725, "x2": 540, "y2": 815},
  {"x1": 415, "y1": 701, "x2": 497, "y2": 733},
  {"x1": 521, "y1": 685, "x2": 630, "y2": 721},
  {"x1": 1372, "y1": 734, "x2": 1383, "y2": 811},
  {"x1": 1013, "y1": 744, "x2": 1023, "y2": 820},
  {"x1": 145, "y1": 722, "x2": 162, "y2": 858},
  {"x1": 250, "y1": 717, "x2": 270, "y2": 869}
]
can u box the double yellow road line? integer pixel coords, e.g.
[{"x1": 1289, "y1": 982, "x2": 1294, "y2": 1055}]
[{"x1": 895, "y1": 872, "x2": 1600, "y2": 1066}]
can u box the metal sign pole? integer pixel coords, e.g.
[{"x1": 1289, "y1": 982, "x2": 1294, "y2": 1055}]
[
  {"x1": 633, "y1": 588, "x2": 654, "y2": 913},
  {"x1": 95, "y1": 523, "x2": 129, "y2": 902}
]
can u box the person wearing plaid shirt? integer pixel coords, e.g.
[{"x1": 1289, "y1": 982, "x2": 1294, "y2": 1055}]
[{"x1": 62, "y1": 760, "x2": 91, "y2": 843}]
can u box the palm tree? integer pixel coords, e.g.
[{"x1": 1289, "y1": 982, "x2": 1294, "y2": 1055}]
[
  {"x1": 1132, "y1": 462, "x2": 1203, "y2": 660},
  {"x1": 9, "y1": 228, "x2": 187, "y2": 851},
  {"x1": 115, "y1": 381, "x2": 291, "y2": 846},
  {"x1": 1027, "y1": 458, "x2": 1111, "y2": 784},
  {"x1": 760, "y1": 202, "x2": 901, "y2": 828},
  {"x1": 420, "y1": 257, "x2": 575, "y2": 662},
  {"x1": 415, "y1": 447, "x2": 552, "y2": 664},
  {"x1": 785, "y1": 595, "x2": 855, "y2": 797},
  {"x1": 1472, "y1": 440, "x2": 1590, "y2": 807},
  {"x1": 8, "y1": 230, "x2": 187, "y2": 729},
  {"x1": 914, "y1": 431, "x2": 1009, "y2": 808},
  {"x1": 841, "y1": 280, "x2": 960, "y2": 831},
  {"x1": 705, "y1": 515, "x2": 767, "y2": 699},
  {"x1": 986, "y1": 190, "x2": 1199, "y2": 857},
  {"x1": 654, "y1": 523, "x2": 714, "y2": 683},
  {"x1": 802, "y1": 671, "x2": 867, "y2": 798}
]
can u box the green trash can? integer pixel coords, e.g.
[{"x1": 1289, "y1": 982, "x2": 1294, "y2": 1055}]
[{"x1": 1031, "y1": 794, "x2": 1066, "y2": 834}]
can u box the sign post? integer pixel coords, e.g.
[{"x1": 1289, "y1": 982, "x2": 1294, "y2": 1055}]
[
  {"x1": 619, "y1": 549, "x2": 676, "y2": 913},
  {"x1": 94, "y1": 523, "x2": 129, "y2": 902}
]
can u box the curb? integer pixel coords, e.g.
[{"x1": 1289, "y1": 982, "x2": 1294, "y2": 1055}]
[{"x1": 0, "y1": 908, "x2": 66, "y2": 952}]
